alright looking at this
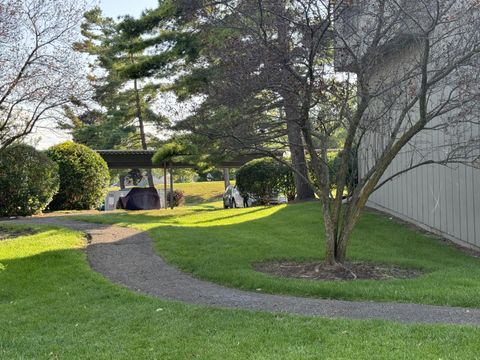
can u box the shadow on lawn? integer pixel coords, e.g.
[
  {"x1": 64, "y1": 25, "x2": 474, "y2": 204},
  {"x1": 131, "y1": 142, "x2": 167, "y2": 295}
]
[
  {"x1": 185, "y1": 194, "x2": 223, "y2": 205},
  {"x1": 74, "y1": 203, "x2": 286, "y2": 228},
  {"x1": 68, "y1": 201, "x2": 480, "y2": 276},
  {"x1": 142, "y1": 202, "x2": 480, "y2": 272},
  {"x1": 5, "y1": 205, "x2": 480, "y2": 308},
  {"x1": 73, "y1": 201, "x2": 472, "y2": 271},
  {"x1": 186, "y1": 206, "x2": 274, "y2": 225},
  {"x1": 73, "y1": 206, "x2": 222, "y2": 225}
]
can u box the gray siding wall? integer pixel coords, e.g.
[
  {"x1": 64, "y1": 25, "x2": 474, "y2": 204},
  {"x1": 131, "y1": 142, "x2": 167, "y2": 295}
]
[
  {"x1": 357, "y1": 31, "x2": 480, "y2": 249},
  {"x1": 360, "y1": 135, "x2": 480, "y2": 249}
]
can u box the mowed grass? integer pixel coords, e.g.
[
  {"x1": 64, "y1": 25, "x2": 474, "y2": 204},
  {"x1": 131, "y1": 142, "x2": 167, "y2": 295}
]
[
  {"x1": 76, "y1": 202, "x2": 480, "y2": 308},
  {"x1": 2, "y1": 224, "x2": 480, "y2": 359},
  {"x1": 110, "y1": 180, "x2": 228, "y2": 205},
  {"x1": 175, "y1": 181, "x2": 229, "y2": 205}
]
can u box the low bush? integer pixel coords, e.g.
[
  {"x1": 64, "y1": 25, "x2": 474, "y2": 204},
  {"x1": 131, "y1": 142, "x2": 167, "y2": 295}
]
[
  {"x1": 307, "y1": 150, "x2": 358, "y2": 196},
  {"x1": 275, "y1": 163, "x2": 296, "y2": 201},
  {"x1": 47, "y1": 142, "x2": 110, "y2": 210},
  {"x1": 328, "y1": 150, "x2": 358, "y2": 195},
  {"x1": 167, "y1": 189, "x2": 185, "y2": 208},
  {"x1": 236, "y1": 158, "x2": 295, "y2": 204},
  {"x1": 0, "y1": 145, "x2": 59, "y2": 216}
]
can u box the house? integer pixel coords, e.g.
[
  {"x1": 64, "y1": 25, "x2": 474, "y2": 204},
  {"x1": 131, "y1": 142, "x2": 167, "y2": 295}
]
[{"x1": 336, "y1": 1, "x2": 480, "y2": 249}]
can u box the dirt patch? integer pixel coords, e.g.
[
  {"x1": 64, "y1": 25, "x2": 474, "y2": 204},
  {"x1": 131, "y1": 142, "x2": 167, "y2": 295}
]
[
  {"x1": 0, "y1": 228, "x2": 38, "y2": 241},
  {"x1": 253, "y1": 261, "x2": 423, "y2": 281}
]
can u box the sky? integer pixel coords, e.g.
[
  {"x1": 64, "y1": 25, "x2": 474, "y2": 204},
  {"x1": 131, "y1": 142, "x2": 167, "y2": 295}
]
[
  {"x1": 30, "y1": 0, "x2": 159, "y2": 149},
  {"x1": 99, "y1": 0, "x2": 158, "y2": 18}
]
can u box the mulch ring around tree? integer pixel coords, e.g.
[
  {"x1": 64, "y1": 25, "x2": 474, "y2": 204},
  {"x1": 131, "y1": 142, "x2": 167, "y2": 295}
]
[
  {"x1": 0, "y1": 227, "x2": 38, "y2": 241},
  {"x1": 253, "y1": 261, "x2": 423, "y2": 281}
]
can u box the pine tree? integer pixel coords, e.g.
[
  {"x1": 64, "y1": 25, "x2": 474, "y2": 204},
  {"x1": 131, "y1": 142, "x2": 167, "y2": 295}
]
[{"x1": 66, "y1": 7, "x2": 170, "y2": 187}]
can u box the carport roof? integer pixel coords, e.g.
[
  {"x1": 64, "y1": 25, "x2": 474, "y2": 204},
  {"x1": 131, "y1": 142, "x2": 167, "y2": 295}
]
[{"x1": 95, "y1": 150, "x2": 270, "y2": 169}]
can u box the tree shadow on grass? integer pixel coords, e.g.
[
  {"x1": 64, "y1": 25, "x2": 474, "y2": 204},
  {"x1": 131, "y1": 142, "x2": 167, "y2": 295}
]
[
  {"x1": 16, "y1": 203, "x2": 480, "y2": 307},
  {"x1": 137, "y1": 203, "x2": 480, "y2": 307},
  {"x1": 185, "y1": 194, "x2": 223, "y2": 205},
  {"x1": 73, "y1": 204, "x2": 283, "y2": 228},
  {"x1": 185, "y1": 206, "x2": 275, "y2": 226},
  {"x1": 0, "y1": 226, "x2": 38, "y2": 241}
]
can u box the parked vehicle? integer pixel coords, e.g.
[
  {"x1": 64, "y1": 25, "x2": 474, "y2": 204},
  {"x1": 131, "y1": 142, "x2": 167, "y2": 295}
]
[
  {"x1": 269, "y1": 195, "x2": 287, "y2": 205},
  {"x1": 223, "y1": 185, "x2": 250, "y2": 208},
  {"x1": 223, "y1": 185, "x2": 287, "y2": 208}
]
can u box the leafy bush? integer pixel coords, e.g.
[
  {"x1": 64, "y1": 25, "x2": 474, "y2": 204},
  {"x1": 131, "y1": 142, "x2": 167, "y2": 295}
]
[
  {"x1": 328, "y1": 150, "x2": 358, "y2": 195},
  {"x1": 0, "y1": 145, "x2": 59, "y2": 216},
  {"x1": 236, "y1": 158, "x2": 295, "y2": 204},
  {"x1": 197, "y1": 168, "x2": 224, "y2": 182},
  {"x1": 47, "y1": 142, "x2": 110, "y2": 210},
  {"x1": 307, "y1": 150, "x2": 358, "y2": 196},
  {"x1": 167, "y1": 189, "x2": 185, "y2": 207},
  {"x1": 275, "y1": 163, "x2": 297, "y2": 201}
]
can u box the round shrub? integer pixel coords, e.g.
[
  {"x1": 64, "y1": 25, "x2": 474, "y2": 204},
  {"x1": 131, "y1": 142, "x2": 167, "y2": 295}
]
[
  {"x1": 0, "y1": 144, "x2": 59, "y2": 216},
  {"x1": 328, "y1": 150, "x2": 358, "y2": 195},
  {"x1": 307, "y1": 150, "x2": 358, "y2": 196},
  {"x1": 167, "y1": 189, "x2": 185, "y2": 208},
  {"x1": 275, "y1": 162, "x2": 296, "y2": 201},
  {"x1": 47, "y1": 142, "x2": 110, "y2": 210},
  {"x1": 236, "y1": 158, "x2": 295, "y2": 205}
]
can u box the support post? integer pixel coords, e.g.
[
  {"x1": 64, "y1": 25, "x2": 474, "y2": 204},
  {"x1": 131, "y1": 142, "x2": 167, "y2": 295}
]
[
  {"x1": 169, "y1": 167, "x2": 174, "y2": 210},
  {"x1": 223, "y1": 167, "x2": 230, "y2": 189},
  {"x1": 119, "y1": 175, "x2": 126, "y2": 190},
  {"x1": 163, "y1": 162, "x2": 168, "y2": 209}
]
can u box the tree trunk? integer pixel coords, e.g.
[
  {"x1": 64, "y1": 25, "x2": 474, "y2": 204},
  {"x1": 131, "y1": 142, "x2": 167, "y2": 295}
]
[
  {"x1": 119, "y1": 175, "x2": 126, "y2": 190},
  {"x1": 145, "y1": 169, "x2": 155, "y2": 188},
  {"x1": 163, "y1": 162, "x2": 168, "y2": 209},
  {"x1": 287, "y1": 121, "x2": 315, "y2": 200},
  {"x1": 223, "y1": 167, "x2": 230, "y2": 189},
  {"x1": 324, "y1": 215, "x2": 338, "y2": 265},
  {"x1": 283, "y1": 97, "x2": 315, "y2": 200},
  {"x1": 274, "y1": 4, "x2": 315, "y2": 201},
  {"x1": 133, "y1": 77, "x2": 155, "y2": 188},
  {"x1": 169, "y1": 167, "x2": 174, "y2": 209}
]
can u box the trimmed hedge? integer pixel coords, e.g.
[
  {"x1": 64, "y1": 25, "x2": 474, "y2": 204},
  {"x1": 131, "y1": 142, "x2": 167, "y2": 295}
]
[
  {"x1": 47, "y1": 142, "x2": 110, "y2": 210},
  {"x1": 328, "y1": 150, "x2": 358, "y2": 195},
  {"x1": 236, "y1": 158, "x2": 295, "y2": 204},
  {"x1": 0, "y1": 145, "x2": 59, "y2": 216}
]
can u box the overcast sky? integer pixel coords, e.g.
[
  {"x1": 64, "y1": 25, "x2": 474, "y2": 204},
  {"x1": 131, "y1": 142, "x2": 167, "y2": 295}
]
[{"x1": 31, "y1": 0, "x2": 159, "y2": 149}]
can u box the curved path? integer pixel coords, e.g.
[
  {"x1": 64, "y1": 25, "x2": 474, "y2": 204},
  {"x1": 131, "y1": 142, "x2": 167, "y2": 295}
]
[{"x1": 4, "y1": 216, "x2": 480, "y2": 326}]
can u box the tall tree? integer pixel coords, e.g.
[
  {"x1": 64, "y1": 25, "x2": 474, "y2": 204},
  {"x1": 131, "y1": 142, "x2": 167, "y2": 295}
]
[
  {"x1": 110, "y1": 0, "x2": 480, "y2": 267},
  {"x1": 160, "y1": 0, "x2": 480, "y2": 266},
  {"x1": 323, "y1": 0, "x2": 480, "y2": 264},
  {"x1": 69, "y1": 8, "x2": 170, "y2": 187},
  {"x1": 0, "y1": 0, "x2": 88, "y2": 151},
  {"x1": 180, "y1": 1, "x2": 319, "y2": 200}
]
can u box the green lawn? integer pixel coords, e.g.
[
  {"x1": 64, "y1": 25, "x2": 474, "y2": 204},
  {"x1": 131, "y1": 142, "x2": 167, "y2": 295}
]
[
  {"x1": 175, "y1": 181, "x2": 229, "y2": 205},
  {"x1": 110, "y1": 180, "x2": 228, "y2": 205},
  {"x1": 75, "y1": 202, "x2": 480, "y2": 308},
  {"x1": 2, "y1": 223, "x2": 480, "y2": 359}
]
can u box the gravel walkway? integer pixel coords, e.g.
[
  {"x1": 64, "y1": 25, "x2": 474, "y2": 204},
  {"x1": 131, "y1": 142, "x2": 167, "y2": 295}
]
[{"x1": 4, "y1": 216, "x2": 480, "y2": 326}]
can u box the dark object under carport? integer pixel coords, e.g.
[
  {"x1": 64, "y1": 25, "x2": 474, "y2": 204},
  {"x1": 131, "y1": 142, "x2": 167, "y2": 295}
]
[{"x1": 117, "y1": 187, "x2": 161, "y2": 210}]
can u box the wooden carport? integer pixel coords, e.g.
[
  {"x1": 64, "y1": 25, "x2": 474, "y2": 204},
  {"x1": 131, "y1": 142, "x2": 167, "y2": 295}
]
[{"x1": 96, "y1": 150, "x2": 267, "y2": 209}]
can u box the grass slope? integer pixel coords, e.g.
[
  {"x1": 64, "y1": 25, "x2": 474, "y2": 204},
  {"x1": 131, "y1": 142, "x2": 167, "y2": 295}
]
[
  {"x1": 110, "y1": 181, "x2": 228, "y2": 205},
  {"x1": 1, "y1": 224, "x2": 480, "y2": 359},
  {"x1": 76, "y1": 202, "x2": 480, "y2": 307},
  {"x1": 175, "y1": 181, "x2": 228, "y2": 205}
]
